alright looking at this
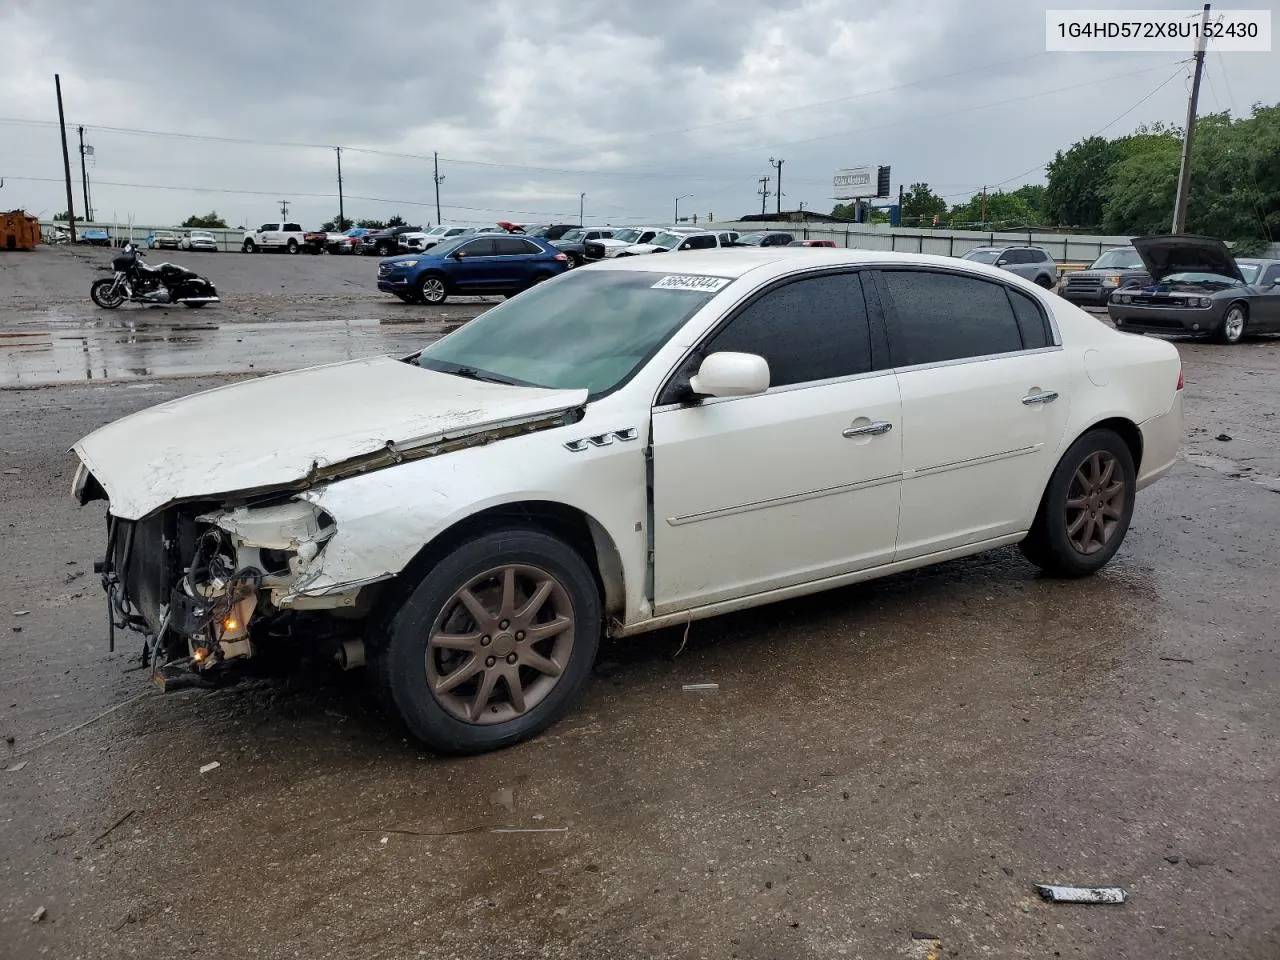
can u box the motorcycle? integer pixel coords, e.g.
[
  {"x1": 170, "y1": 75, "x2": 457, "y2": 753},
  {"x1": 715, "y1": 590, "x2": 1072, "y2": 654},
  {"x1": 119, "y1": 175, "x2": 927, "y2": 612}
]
[{"x1": 90, "y1": 243, "x2": 220, "y2": 309}]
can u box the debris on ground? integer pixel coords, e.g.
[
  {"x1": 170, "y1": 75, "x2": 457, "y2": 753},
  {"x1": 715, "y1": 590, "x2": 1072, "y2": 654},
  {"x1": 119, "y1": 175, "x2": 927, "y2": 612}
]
[
  {"x1": 1035, "y1": 883, "x2": 1127, "y2": 904},
  {"x1": 3, "y1": 468, "x2": 20, "y2": 475},
  {"x1": 911, "y1": 931, "x2": 942, "y2": 940},
  {"x1": 682, "y1": 683, "x2": 719, "y2": 692},
  {"x1": 12, "y1": 610, "x2": 29, "y2": 616},
  {"x1": 1159, "y1": 656, "x2": 1195, "y2": 664},
  {"x1": 4, "y1": 734, "x2": 13, "y2": 745},
  {"x1": 490, "y1": 787, "x2": 515, "y2": 813},
  {"x1": 7, "y1": 760, "x2": 28, "y2": 772},
  {"x1": 93, "y1": 809, "x2": 135, "y2": 845},
  {"x1": 198, "y1": 761, "x2": 220, "y2": 774},
  {"x1": 491, "y1": 827, "x2": 568, "y2": 834},
  {"x1": 1216, "y1": 433, "x2": 1233, "y2": 442},
  {"x1": 31, "y1": 906, "x2": 47, "y2": 922}
]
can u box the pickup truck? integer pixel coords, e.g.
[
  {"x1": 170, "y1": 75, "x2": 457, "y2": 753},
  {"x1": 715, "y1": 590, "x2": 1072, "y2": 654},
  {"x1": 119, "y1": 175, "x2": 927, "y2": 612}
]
[{"x1": 241, "y1": 222, "x2": 306, "y2": 254}]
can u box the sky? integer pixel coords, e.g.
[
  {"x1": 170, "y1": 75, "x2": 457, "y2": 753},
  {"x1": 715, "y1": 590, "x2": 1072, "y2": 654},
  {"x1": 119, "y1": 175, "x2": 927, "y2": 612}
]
[{"x1": 0, "y1": 0, "x2": 1277, "y2": 229}]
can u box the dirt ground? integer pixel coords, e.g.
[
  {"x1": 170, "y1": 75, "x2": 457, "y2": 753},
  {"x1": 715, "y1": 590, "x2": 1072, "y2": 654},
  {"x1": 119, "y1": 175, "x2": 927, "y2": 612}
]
[{"x1": 1, "y1": 249, "x2": 1279, "y2": 959}]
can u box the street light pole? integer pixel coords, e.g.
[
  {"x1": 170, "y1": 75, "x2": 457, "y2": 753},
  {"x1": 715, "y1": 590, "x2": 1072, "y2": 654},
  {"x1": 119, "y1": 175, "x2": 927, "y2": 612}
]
[
  {"x1": 675, "y1": 193, "x2": 692, "y2": 224},
  {"x1": 579, "y1": 192, "x2": 585, "y2": 225}
]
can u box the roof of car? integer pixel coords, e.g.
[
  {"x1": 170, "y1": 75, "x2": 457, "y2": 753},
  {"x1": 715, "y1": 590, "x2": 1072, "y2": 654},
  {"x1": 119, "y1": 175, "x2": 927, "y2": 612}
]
[{"x1": 594, "y1": 247, "x2": 1058, "y2": 282}]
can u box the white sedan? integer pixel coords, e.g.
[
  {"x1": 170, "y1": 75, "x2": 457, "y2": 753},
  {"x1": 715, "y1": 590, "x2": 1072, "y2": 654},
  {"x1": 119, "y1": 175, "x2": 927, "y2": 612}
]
[{"x1": 71, "y1": 250, "x2": 1183, "y2": 754}]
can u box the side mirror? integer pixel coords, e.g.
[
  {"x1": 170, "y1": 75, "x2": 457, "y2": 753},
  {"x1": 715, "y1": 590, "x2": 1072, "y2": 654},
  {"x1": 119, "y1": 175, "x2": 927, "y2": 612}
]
[
  {"x1": 453, "y1": 250, "x2": 466, "y2": 259},
  {"x1": 689, "y1": 352, "x2": 771, "y2": 398},
  {"x1": 995, "y1": 258, "x2": 1008, "y2": 266}
]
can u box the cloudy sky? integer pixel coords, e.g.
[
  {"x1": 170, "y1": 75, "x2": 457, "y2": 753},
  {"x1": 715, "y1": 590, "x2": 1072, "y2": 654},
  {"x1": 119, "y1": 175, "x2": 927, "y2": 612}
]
[{"x1": 1, "y1": 0, "x2": 1277, "y2": 229}]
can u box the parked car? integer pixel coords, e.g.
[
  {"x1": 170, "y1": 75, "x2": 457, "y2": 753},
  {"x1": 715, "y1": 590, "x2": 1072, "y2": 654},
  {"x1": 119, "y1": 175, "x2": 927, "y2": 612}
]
[
  {"x1": 552, "y1": 228, "x2": 616, "y2": 267},
  {"x1": 180, "y1": 231, "x2": 219, "y2": 252},
  {"x1": 242, "y1": 222, "x2": 305, "y2": 254},
  {"x1": 79, "y1": 228, "x2": 111, "y2": 247},
  {"x1": 789, "y1": 239, "x2": 837, "y2": 247},
  {"x1": 615, "y1": 228, "x2": 738, "y2": 256},
  {"x1": 1106, "y1": 236, "x2": 1280, "y2": 344},
  {"x1": 147, "y1": 230, "x2": 182, "y2": 250},
  {"x1": 734, "y1": 231, "x2": 795, "y2": 247},
  {"x1": 961, "y1": 245, "x2": 1057, "y2": 288},
  {"x1": 71, "y1": 248, "x2": 1183, "y2": 754},
  {"x1": 1060, "y1": 246, "x2": 1151, "y2": 307},
  {"x1": 361, "y1": 225, "x2": 424, "y2": 257},
  {"x1": 376, "y1": 233, "x2": 569, "y2": 304},
  {"x1": 327, "y1": 227, "x2": 374, "y2": 254},
  {"x1": 399, "y1": 226, "x2": 475, "y2": 252},
  {"x1": 584, "y1": 227, "x2": 663, "y2": 261},
  {"x1": 525, "y1": 223, "x2": 582, "y2": 241}
]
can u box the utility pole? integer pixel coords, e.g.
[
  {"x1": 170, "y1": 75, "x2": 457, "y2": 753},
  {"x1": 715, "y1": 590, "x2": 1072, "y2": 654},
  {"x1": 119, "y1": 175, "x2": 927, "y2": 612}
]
[
  {"x1": 579, "y1": 192, "x2": 585, "y2": 225},
  {"x1": 980, "y1": 186, "x2": 988, "y2": 230},
  {"x1": 1172, "y1": 2, "x2": 1212, "y2": 234},
  {"x1": 769, "y1": 157, "x2": 784, "y2": 215},
  {"x1": 279, "y1": 200, "x2": 290, "y2": 221},
  {"x1": 433, "y1": 152, "x2": 445, "y2": 224},
  {"x1": 335, "y1": 146, "x2": 344, "y2": 229},
  {"x1": 54, "y1": 74, "x2": 76, "y2": 242},
  {"x1": 897, "y1": 183, "x2": 904, "y2": 223},
  {"x1": 757, "y1": 176, "x2": 772, "y2": 215},
  {"x1": 77, "y1": 126, "x2": 93, "y2": 222}
]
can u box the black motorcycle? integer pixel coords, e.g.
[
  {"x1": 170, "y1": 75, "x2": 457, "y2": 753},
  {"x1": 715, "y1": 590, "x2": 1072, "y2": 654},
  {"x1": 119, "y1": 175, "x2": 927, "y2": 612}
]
[{"x1": 90, "y1": 244, "x2": 220, "y2": 309}]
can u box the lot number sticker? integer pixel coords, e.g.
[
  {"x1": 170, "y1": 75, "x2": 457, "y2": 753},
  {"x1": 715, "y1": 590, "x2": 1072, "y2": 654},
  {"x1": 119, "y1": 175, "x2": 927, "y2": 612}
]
[{"x1": 652, "y1": 275, "x2": 731, "y2": 293}]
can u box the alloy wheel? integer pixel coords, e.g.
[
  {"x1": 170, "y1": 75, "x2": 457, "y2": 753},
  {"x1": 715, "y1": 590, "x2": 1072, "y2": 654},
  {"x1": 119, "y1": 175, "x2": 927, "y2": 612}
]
[
  {"x1": 420, "y1": 276, "x2": 447, "y2": 304},
  {"x1": 1064, "y1": 450, "x2": 1126, "y2": 555},
  {"x1": 1223, "y1": 306, "x2": 1246, "y2": 343},
  {"x1": 426, "y1": 564, "x2": 576, "y2": 725}
]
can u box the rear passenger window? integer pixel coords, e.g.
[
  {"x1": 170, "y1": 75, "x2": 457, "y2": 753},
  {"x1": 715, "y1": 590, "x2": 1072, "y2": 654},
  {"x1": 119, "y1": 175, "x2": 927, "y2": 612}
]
[
  {"x1": 684, "y1": 235, "x2": 716, "y2": 250},
  {"x1": 1007, "y1": 288, "x2": 1051, "y2": 349},
  {"x1": 704, "y1": 272, "x2": 873, "y2": 387},
  {"x1": 495, "y1": 237, "x2": 537, "y2": 255},
  {"x1": 284, "y1": 223, "x2": 301, "y2": 233},
  {"x1": 878, "y1": 270, "x2": 1024, "y2": 366}
]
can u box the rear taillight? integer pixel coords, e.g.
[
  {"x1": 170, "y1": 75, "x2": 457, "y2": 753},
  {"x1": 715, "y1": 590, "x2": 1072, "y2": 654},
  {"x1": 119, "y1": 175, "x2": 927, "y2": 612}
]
[
  {"x1": 554, "y1": 253, "x2": 568, "y2": 262},
  {"x1": 1176, "y1": 367, "x2": 1184, "y2": 391}
]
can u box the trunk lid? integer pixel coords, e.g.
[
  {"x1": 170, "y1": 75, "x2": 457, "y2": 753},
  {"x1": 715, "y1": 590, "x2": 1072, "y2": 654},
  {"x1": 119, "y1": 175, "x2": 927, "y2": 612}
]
[{"x1": 74, "y1": 356, "x2": 587, "y2": 519}]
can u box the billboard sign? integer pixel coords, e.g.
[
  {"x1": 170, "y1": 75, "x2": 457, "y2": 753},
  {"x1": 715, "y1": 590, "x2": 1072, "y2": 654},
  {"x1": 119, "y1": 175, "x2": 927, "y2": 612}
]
[{"x1": 833, "y1": 165, "x2": 891, "y2": 200}]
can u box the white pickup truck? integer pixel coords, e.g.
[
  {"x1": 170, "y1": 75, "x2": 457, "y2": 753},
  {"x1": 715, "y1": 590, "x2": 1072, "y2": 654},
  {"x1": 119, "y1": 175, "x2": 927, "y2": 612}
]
[{"x1": 242, "y1": 222, "x2": 306, "y2": 254}]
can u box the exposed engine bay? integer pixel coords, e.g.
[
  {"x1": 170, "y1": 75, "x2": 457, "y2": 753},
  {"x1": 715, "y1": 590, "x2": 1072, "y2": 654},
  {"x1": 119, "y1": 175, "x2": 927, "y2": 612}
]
[{"x1": 97, "y1": 495, "x2": 369, "y2": 690}]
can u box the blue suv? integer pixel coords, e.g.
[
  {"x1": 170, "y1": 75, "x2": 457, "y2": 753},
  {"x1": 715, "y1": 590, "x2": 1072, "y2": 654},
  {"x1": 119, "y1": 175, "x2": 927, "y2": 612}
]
[{"x1": 377, "y1": 234, "x2": 569, "y2": 304}]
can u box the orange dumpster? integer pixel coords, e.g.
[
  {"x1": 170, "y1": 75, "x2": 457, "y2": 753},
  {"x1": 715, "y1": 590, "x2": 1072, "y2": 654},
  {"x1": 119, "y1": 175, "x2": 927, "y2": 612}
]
[{"x1": 1, "y1": 210, "x2": 42, "y2": 250}]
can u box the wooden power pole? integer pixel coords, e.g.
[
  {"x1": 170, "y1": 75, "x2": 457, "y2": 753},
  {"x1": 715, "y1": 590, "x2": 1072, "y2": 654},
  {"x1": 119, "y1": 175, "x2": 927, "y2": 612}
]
[
  {"x1": 55, "y1": 74, "x2": 77, "y2": 242},
  {"x1": 1172, "y1": 2, "x2": 1212, "y2": 234}
]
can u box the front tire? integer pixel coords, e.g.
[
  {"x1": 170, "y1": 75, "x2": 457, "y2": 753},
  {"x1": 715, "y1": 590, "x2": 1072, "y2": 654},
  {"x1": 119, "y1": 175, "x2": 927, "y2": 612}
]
[
  {"x1": 418, "y1": 273, "x2": 448, "y2": 305},
  {"x1": 242, "y1": 239, "x2": 256, "y2": 253},
  {"x1": 377, "y1": 527, "x2": 601, "y2": 754},
  {"x1": 90, "y1": 278, "x2": 124, "y2": 309},
  {"x1": 1035, "y1": 274, "x2": 1054, "y2": 289},
  {"x1": 1019, "y1": 429, "x2": 1136, "y2": 577},
  {"x1": 1214, "y1": 303, "x2": 1247, "y2": 344}
]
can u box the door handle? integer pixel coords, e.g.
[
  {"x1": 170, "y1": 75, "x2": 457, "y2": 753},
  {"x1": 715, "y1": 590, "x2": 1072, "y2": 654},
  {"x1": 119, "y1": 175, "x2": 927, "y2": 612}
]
[
  {"x1": 843, "y1": 421, "x2": 893, "y2": 438},
  {"x1": 1022, "y1": 390, "x2": 1059, "y2": 405}
]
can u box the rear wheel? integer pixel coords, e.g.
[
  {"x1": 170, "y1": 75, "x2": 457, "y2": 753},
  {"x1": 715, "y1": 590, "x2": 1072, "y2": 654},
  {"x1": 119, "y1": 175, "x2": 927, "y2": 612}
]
[
  {"x1": 376, "y1": 527, "x2": 601, "y2": 754},
  {"x1": 377, "y1": 241, "x2": 394, "y2": 257},
  {"x1": 1214, "y1": 303, "x2": 1247, "y2": 344},
  {"x1": 90, "y1": 278, "x2": 124, "y2": 309},
  {"x1": 1035, "y1": 274, "x2": 1054, "y2": 289},
  {"x1": 419, "y1": 273, "x2": 448, "y2": 304},
  {"x1": 286, "y1": 238, "x2": 299, "y2": 255},
  {"x1": 1019, "y1": 429, "x2": 1136, "y2": 577}
]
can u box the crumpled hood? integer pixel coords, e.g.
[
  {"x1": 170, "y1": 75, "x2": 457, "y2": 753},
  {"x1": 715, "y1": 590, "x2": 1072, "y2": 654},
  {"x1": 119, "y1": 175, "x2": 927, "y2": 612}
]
[
  {"x1": 74, "y1": 356, "x2": 587, "y2": 519},
  {"x1": 1132, "y1": 234, "x2": 1244, "y2": 283}
]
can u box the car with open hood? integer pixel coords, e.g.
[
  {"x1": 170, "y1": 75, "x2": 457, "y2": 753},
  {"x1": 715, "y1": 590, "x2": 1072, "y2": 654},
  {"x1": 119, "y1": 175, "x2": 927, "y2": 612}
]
[
  {"x1": 73, "y1": 249, "x2": 1183, "y2": 754},
  {"x1": 1107, "y1": 235, "x2": 1280, "y2": 344}
]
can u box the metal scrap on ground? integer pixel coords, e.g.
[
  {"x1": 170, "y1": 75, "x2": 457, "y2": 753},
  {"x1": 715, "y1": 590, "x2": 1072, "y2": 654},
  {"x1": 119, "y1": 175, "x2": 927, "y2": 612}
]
[{"x1": 1036, "y1": 884, "x2": 1128, "y2": 904}]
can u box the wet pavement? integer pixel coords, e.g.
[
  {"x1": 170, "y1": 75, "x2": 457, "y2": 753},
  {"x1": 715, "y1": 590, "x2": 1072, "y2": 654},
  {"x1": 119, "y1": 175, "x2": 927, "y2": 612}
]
[{"x1": 1, "y1": 249, "x2": 1279, "y2": 958}]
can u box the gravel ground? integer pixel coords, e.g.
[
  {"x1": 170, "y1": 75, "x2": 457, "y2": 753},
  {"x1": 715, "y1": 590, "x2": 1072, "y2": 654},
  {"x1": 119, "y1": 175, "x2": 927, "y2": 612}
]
[{"x1": 1, "y1": 249, "x2": 1278, "y2": 959}]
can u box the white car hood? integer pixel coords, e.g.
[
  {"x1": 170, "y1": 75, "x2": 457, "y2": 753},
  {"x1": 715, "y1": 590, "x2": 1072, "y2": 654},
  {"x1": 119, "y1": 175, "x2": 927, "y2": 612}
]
[
  {"x1": 594, "y1": 238, "x2": 632, "y2": 249},
  {"x1": 621, "y1": 243, "x2": 667, "y2": 255},
  {"x1": 74, "y1": 356, "x2": 588, "y2": 519}
]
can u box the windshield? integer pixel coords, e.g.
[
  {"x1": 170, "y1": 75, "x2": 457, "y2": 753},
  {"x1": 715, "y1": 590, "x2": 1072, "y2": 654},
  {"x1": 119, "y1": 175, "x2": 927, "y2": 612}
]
[
  {"x1": 558, "y1": 229, "x2": 585, "y2": 243},
  {"x1": 962, "y1": 249, "x2": 1002, "y2": 264},
  {"x1": 417, "y1": 269, "x2": 726, "y2": 395},
  {"x1": 425, "y1": 226, "x2": 449, "y2": 237},
  {"x1": 649, "y1": 232, "x2": 685, "y2": 250},
  {"x1": 610, "y1": 229, "x2": 642, "y2": 243},
  {"x1": 1237, "y1": 263, "x2": 1260, "y2": 283},
  {"x1": 1091, "y1": 247, "x2": 1144, "y2": 269},
  {"x1": 735, "y1": 234, "x2": 767, "y2": 246},
  {"x1": 525, "y1": 225, "x2": 550, "y2": 237}
]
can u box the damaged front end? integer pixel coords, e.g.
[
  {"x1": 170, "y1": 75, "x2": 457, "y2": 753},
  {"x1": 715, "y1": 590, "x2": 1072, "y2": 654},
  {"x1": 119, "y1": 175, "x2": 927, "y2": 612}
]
[{"x1": 91, "y1": 489, "x2": 362, "y2": 690}]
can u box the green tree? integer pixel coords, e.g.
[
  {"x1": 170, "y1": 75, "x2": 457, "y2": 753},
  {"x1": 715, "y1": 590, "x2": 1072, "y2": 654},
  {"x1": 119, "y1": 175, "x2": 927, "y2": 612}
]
[
  {"x1": 386, "y1": 214, "x2": 407, "y2": 228},
  {"x1": 356, "y1": 218, "x2": 386, "y2": 229},
  {"x1": 900, "y1": 182, "x2": 947, "y2": 225},
  {"x1": 181, "y1": 211, "x2": 228, "y2": 229},
  {"x1": 1044, "y1": 136, "x2": 1121, "y2": 227},
  {"x1": 322, "y1": 214, "x2": 353, "y2": 231},
  {"x1": 53, "y1": 210, "x2": 71, "y2": 221}
]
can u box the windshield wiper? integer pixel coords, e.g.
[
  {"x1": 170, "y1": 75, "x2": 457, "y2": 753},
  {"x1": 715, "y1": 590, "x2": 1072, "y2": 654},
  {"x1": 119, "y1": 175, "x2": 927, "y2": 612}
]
[{"x1": 448, "y1": 366, "x2": 514, "y2": 384}]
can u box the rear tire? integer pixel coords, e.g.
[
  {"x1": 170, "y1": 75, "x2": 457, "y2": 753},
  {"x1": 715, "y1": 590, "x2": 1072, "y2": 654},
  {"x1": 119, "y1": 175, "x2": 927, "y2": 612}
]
[
  {"x1": 286, "y1": 239, "x2": 299, "y2": 255},
  {"x1": 376, "y1": 527, "x2": 601, "y2": 754},
  {"x1": 1019, "y1": 429, "x2": 1136, "y2": 577},
  {"x1": 1035, "y1": 274, "x2": 1054, "y2": 289}
]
